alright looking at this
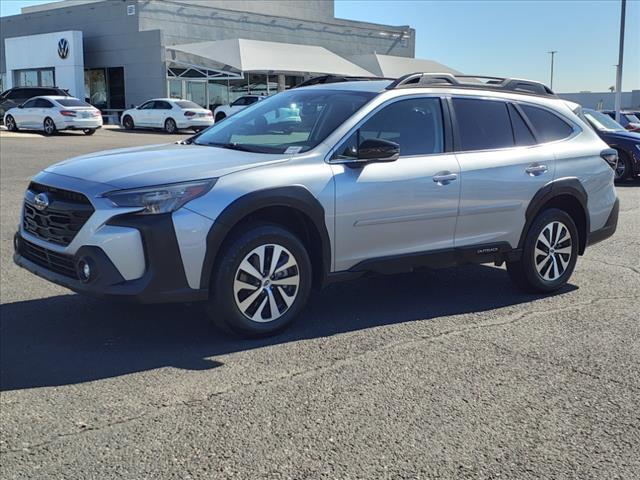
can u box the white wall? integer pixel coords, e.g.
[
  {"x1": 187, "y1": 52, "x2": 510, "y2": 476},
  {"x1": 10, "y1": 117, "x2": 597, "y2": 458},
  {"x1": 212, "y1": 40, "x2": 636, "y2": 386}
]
[{"x1": 4, "y1": 30, "x2": 84, "y2": 98}]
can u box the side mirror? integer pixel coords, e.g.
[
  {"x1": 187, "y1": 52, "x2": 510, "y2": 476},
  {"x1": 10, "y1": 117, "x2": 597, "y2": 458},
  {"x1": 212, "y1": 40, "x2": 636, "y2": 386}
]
[{"x1": 358, "y1": 138, "x2": 400, "y2": 163}]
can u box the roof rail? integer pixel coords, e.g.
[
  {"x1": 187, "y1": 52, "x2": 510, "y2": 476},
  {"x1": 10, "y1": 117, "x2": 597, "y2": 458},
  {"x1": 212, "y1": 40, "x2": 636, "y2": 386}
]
[
  {"x1": 386, "y1": 73, "x2": 556, "y2": 97},
  {"x1": 294, "y1": 75, "x2": 393, "y2": 89}
]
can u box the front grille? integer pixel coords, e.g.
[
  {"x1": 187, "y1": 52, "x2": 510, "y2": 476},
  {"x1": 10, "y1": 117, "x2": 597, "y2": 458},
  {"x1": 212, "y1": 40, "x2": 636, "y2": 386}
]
[
  {"x1": 22, "y1": 183, "x2": 94, "y2": 246},
  {"x1": 19, "y1": 238, "x2": 78, "y2": 279}
]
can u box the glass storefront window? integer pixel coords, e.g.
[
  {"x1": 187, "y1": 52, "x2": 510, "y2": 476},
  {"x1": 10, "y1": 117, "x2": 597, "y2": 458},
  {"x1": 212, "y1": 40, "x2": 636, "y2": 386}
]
[
  {"x1": 168, "y1": 79, "x2": 182, "y2": 99},
  {"x1": 84, "y1": 69, "x2": 108, "y2": 109},
  {"x1": 186, "y1": 81, "x2": 206, "y2": 107},
  {"x1": 40, "y1": 70, "x2": 55, "y2": 87},
  {"x1": 208, "y1": 81, "x2": 228, "y2": 110}
]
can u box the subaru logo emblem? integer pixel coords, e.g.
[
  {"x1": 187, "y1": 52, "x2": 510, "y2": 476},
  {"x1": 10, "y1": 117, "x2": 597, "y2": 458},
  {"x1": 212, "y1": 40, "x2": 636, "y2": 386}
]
[
  {"x1": 33, "y1": 193, "x2": 50, "y2": 211},
  {"x1": 57, "y1": 38, "x2": 69, "y2": 59}
]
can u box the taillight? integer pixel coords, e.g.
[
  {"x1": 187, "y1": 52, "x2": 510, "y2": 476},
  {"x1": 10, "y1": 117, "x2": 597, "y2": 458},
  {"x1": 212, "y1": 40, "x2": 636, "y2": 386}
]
[
  {"x1": 184, "y1": 111, "x2": 196, "y2": 117},
  {"x1": 206, "y1": 111, "x2": 213, "y2": 117},
  {"x1": 600, "y1": 148, "x2": 618, "y2": 170},
  {"x1": 60, "y1": 110, "x2": 77, "y2": 117}
]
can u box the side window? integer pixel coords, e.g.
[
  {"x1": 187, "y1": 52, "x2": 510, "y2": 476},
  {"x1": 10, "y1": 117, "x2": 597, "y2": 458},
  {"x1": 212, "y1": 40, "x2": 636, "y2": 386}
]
[
  {"x1": 245, "y1": 97, "x2": 259, "y2": 105},
  {"x1": 22, "y1": 99, "x2": 38, "y2": 108},
  {"x1": 508, "y1": 104, "x2": 536, "y2": 146},
  {"x1": 155, "y1": 101, "x2": 171, "y2": 109},
  {"x1": 7, "y1": 89, "x2": 25, "y2": 100},
  {"x1": 520, "y1": 104, "x2": 574, "y2": 143},
  {"x1": 453, "y1": 98, "x2": 513, "y2": 151},
  {"x1": 35, "y1": 99, "x2": 53, "y2": 108},
  {"x1": 232, "y1": 97, "x2": 247, "y2": 107},
  {"x1": 140, "y1": 101, "x2": 155, "y2": 110}
]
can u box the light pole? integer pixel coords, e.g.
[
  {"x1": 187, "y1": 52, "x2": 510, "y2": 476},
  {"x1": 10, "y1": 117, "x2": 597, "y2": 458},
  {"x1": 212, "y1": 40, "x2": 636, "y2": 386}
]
[
  {"x1": 548, "y1": 50, "x2": 557, "y2": 90},
  {"x1": 614, "y1": 0, "x2": 626, "y2": 122}
]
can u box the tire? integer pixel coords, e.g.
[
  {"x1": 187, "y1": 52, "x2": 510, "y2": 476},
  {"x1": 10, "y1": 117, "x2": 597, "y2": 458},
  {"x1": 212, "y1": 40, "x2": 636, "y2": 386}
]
[
  {"x1": 122, "y1": 115, "x2": 134, "y2": 130},
  {"x1": 164, "y1": 118, "x2": 177, "y2": 134},
  {"x1": 614, "y1": 150, "x2": 631, "y2": 182},
  {"x1": 5, "y1": 115, "x2": 18, "y2": 132},
  {"x1": 83, "y1": 128, "x2": 96, "y2": 136},
  {"x1": 507, "y1": 208, "x2": 579, "y2": 293},
  {"x1": 215, "y1": 112, "x2": 226, "y2": 123},
  {"x1": 43, "y1": 117, "x2": 57, "y2": 136},
  {"x1": 206, "y1": 223, "x2": 312, "y2": 337}
]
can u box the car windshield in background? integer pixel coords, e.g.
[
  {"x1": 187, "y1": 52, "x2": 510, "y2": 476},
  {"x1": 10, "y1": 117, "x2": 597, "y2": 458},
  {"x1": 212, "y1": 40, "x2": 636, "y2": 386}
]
[
  {"x1": 194, "y1": 89, "x2": 376, "y2": 154},
  {"x1": 57, "y1": 99, "x2": 92, "y2": 107},
  {"x1": 584, "y1": 110, "x2": 626, "y2": 132},
  {"x1": 175, "y1": 101, "x2": 202, "y2": 109},
  {"x1": 623, "y1": 113, "x2": 640, "y2": 123}
]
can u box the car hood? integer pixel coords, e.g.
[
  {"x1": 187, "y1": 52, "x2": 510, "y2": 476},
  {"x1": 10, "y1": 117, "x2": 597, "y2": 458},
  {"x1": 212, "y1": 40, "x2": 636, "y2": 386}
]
[
  {"x1": 44, "y1": 143, "x2": 289, "y2": 189},
  {"x1": 599, "y1": 130, "x2": 640, "y2": 143}
]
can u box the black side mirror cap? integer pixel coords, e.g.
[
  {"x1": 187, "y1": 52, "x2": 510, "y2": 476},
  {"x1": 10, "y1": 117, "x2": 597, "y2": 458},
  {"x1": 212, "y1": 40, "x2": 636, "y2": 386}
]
[{"x1": 358, "y1": 138, "x2": 400, "y2": 163}]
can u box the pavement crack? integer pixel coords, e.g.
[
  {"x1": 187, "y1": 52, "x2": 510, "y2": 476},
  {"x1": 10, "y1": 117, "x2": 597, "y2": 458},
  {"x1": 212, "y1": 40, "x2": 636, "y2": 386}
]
[{"x1": 582, "y1": 257, "x2": 640, "y2": 276}]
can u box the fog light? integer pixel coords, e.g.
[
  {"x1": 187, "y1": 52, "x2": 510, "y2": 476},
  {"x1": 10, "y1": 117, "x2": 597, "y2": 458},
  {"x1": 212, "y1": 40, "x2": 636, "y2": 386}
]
[
  {"x1": 13, "y1": 233, "x2": 21, "y2": 251},
  {"x1": 77, "y1": 258, "x2": 93, "y2": 283}
]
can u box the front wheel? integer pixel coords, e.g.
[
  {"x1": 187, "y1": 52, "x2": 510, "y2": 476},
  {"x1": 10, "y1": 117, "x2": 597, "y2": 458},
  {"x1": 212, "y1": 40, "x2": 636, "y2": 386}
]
[
  {"x1": 5, "y1": 115, "x2": 18, "y2": 132},
  {"x1": 83, "y1": 128, "x2": 96, "y2": 136},
  {"x1": 164, "y1": 118, "x2": 177, "y2": 134},
  {"x1": 43, "y1": 117, "x2": 57, "y2": 136},
  {"x1": 206, "y1": 224, "x2": 312, "y2": 337},
  {"x1": 122, "y1": 115, "x2": 134, "y2": 130},
  {"x1": 507, "y1": 208, "x2": 579, "y2": 293}
]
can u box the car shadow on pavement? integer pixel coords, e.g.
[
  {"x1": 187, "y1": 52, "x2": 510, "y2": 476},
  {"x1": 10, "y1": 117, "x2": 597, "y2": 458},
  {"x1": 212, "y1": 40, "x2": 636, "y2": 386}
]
[{"x1": 0, "y1": 264, "x2": 576, "y2": 391}]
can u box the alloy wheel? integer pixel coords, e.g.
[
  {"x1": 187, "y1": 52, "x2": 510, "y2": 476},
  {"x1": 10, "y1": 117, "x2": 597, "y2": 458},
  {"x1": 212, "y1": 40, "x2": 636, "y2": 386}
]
[
  {"x1": 165, "y1": 119, "x2": 176, "y2": 133},
  {"x1": 233, "y1": 244, "x2": 300, "y2": 323},
  {"x1": 534, "y1": 221, "x2": 572, "y2": 281},
  {"x1": 615, "y1": 158, "x2": 626, "y2": 180},
  {"x1": 44, "y1": 118, "x2": 55, "y2": 135},
  {"x1": 6, "y1": 116, "x2": 15, "y2": 131}
]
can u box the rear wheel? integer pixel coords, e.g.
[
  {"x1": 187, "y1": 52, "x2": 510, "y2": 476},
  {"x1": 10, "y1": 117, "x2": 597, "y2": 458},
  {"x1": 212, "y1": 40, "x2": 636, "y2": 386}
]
[
  {"x1": 122, "y1": 115, "x2": 134, "y2": 130},
  {"x1": 164, "y1": 118, "x2": 177, "y2": 134},
  {"x1": 5, "y1": 115, "x2": 18, "y2": 132},
  {"x1": 83, "y1": 128, "x2": 96, "y2": 136},
  {"x1": 614, "y1": 150, "x2": 631, "y2": 182},
  {"x1": 43, "y1": 117, "x2": 57, "y2": 136},
  {"x1": 507, "y1": 208, "x2": 578, "y2": 293},
  {"x1": 206, "y1": 224, "x2": 312, "y2": 337}
]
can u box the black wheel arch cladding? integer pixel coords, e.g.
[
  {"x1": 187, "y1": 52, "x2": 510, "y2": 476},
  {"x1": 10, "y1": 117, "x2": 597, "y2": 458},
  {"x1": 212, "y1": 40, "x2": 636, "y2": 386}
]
[{"x1": 199, "y1": 186, "x2": 332, "y2": 291}]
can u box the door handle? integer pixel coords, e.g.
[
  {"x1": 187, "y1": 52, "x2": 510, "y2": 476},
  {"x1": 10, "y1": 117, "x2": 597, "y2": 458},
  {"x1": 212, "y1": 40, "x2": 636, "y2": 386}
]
[
  {"x1": 433, "y1": 172, "x2": 458, "y2": 185},
  {"x1": 525, "y1": 164, "x2": 548, "y2": 176}
]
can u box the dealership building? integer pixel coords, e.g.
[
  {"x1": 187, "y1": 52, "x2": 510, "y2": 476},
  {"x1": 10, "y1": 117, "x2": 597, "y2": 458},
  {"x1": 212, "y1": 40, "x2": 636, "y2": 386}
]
[{"x1": 0, "y1": 0, "x2": 458, "y2": 115}]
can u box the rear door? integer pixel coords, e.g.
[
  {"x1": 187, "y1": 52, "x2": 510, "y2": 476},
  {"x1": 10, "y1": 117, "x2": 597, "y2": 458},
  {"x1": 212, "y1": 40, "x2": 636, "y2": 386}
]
[
  {"x1": 452, "y1": 97, "x2": 557, "y2": 250},
  {"x1": 331, "y1": 96, "x2": 461, "y2": 271},
  {"x1": 152, "y1": 100, "x2": 172, "y2": 127}
]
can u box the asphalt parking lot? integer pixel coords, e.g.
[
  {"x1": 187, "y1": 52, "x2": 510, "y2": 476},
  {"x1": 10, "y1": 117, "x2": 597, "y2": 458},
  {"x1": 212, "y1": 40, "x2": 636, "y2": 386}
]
[{"x1": 0, "y1": 127, "x2": 639, "y2": 479}]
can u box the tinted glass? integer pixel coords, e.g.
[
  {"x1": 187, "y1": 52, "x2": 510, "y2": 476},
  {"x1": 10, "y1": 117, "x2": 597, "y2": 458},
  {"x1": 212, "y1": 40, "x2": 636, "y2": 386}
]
[
  {"x1": 35, "y1": 98, "x2": 53, "y2": 108},
  {"x1": 154, "y1": 101, "x2": 171, "y2": 109},
  {"x1": 140, "y1": 101, "x2": 155, "y2": 110},
  {"x1": 245, "y1": 97, "x2": 259, "y2": 105},
  {"x1": 520, "y1": 105, "x2": 574, "y2": 142},
  {"x1": 454, "y1": 98, "x2": 514, "y2": 151},
  {"x1": 194, "y1": 89, "x2": 375, "y2": 154},
  {"x1": 359, "y1": 97, "x2": 444, "y2": 156},
  {"x1": 508, "y1": 104, "x2": 536, "y2": 146},
  {"x1": 231, "y1": 97, "x2": 247, "y2": 106},
  {"x1": 175, "y1": 100, "x2": 201, "y2": 109},
  {"x1": 7, "y1": 89, "x2": 26, "y2": 100},
  {"x1": 57, "y1": 99, "x2": 91, "y2": 107},
  {"x1": 22, "y1": 99, "x2": 38, "y2": 108}
]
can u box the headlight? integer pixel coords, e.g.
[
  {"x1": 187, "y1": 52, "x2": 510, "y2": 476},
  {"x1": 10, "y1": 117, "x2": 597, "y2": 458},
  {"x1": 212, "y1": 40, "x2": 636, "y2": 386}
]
[{"x1": 104, "y1": 179, "x2": 216, "y2": 214}]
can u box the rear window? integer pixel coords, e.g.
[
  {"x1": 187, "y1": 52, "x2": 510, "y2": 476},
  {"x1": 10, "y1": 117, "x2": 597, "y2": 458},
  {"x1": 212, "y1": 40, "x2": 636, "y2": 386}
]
[
  {"x1": 520, "y1": 105, "x2": 574, "y2": 143},
  {"x1": 453, "y1": 98, "x2": 514, "y2": 151},
  {"x1": 56, "y1": 99, "x2": 92, "y2": 107},
  {"x1": 175, "y1": 101, "x2": 201, "y2": 109}
]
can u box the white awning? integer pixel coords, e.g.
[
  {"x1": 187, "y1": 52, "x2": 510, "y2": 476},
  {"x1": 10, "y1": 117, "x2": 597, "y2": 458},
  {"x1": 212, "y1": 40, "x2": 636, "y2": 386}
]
[
  {"x1": 349, "y1": 53, "x2": 461, "y2": 78},
  {"x1": 167, "y1": 38, "x2": 374, "y2": 76}
]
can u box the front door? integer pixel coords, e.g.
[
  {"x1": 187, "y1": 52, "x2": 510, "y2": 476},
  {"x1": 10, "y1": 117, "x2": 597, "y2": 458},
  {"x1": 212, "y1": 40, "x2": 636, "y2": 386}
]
[{"x1": 331, "y1": 97, "x2": 461, "y2": 271}]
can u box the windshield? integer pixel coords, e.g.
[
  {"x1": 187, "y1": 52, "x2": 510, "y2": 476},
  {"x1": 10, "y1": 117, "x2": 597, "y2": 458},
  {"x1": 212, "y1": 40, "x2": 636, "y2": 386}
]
[
  {"x1": 57, "y1": 98, "x2": 92, "y2": 107},
  {"x1": 194, "y1": 89, "x2": 376, "y2": 154},
  {"x1": 623, "y1": 113, "x2": 640, "y2": 124},
  {"x1": 175, "y1": 100, "x2": 202, "y2": 109},
  {"x1": 583, "y1": 110, "x2": 626, "y2": 132}
]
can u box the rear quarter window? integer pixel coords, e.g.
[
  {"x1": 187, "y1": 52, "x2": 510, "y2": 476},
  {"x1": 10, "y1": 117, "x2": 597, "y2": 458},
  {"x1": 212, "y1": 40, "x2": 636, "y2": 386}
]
[{"x1": 520, "y1": 104, "x2": 574, "y2": 143}]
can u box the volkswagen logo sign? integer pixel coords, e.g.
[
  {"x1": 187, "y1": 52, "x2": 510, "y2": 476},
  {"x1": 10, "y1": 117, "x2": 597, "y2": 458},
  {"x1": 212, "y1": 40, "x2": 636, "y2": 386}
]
[
  {"x1": 33, "y1": 193, "x2": 50, "y2": 211},
  {"x1": 57, "y1": 38, "x2": 70, "y2": 59}
]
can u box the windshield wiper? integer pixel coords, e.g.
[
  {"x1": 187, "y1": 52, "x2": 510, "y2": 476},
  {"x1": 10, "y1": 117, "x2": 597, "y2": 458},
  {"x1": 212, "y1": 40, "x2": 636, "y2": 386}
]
[{"x1": 198, "y1": 141, "x2": 262, "y2": 152}]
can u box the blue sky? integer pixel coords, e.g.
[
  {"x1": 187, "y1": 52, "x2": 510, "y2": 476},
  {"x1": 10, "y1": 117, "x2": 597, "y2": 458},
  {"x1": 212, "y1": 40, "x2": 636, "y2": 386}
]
[{"x1": 1, "y1": 0, "x2": 638, "y2": 92}]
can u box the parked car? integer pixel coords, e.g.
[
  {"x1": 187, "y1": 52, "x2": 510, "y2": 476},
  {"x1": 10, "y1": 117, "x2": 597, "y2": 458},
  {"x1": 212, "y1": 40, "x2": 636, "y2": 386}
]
[
  {"x1": 582, "y1": 108, "x2": 640, "y2": 181},
  {"x1": 13, "y1": 73, "x2": 619, "y2": 337},
  {"x1": 3, "y1": 96, "x2": 102, "y2": 135},
  {"x1": 602, "y1": 110, "x2": 640, "y2": 132},
  {"x1": 121, "y1": 99, "x2": 213, "y2": 133},
  {"x1": 213, "y1": 95, "x2": 261, "y2": 122},
  {"x1": 0, "y1": 86, "x2": 69, "y2": 124}
]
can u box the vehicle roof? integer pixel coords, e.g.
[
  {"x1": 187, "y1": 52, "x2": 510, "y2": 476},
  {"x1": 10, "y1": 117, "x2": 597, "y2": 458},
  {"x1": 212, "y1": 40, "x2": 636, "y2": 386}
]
[
  {"x1": 37, "y1": 96, "x2": 81, "y2": 101},
  {"x1": 301, "y1": 80, "x2": 392, "y2": 92}
]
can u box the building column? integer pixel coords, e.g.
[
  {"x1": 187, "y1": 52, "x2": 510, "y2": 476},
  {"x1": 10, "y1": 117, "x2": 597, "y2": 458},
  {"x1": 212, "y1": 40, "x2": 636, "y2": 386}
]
[{"x1": 277, "y1": 74, "x2": 285, "y2": 92}]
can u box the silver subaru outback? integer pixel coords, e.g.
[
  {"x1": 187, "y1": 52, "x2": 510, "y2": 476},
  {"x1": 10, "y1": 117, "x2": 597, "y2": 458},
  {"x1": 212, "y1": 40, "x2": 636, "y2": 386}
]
[{"x1": 14, "y1": 73, "x2": 619, "y2": 337}]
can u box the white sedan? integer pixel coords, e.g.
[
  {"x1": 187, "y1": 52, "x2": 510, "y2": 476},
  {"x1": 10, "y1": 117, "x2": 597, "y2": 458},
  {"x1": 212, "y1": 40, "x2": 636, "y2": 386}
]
[
  {"x1": 121, "y1": 99, "x2": 213, "y2": 133},
  {"x1": 3, "y1": 96, "x2": 102, "y2": 136},
  {"x1": 213, "y1": 95, "x2": 262, "y2": 123}
]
